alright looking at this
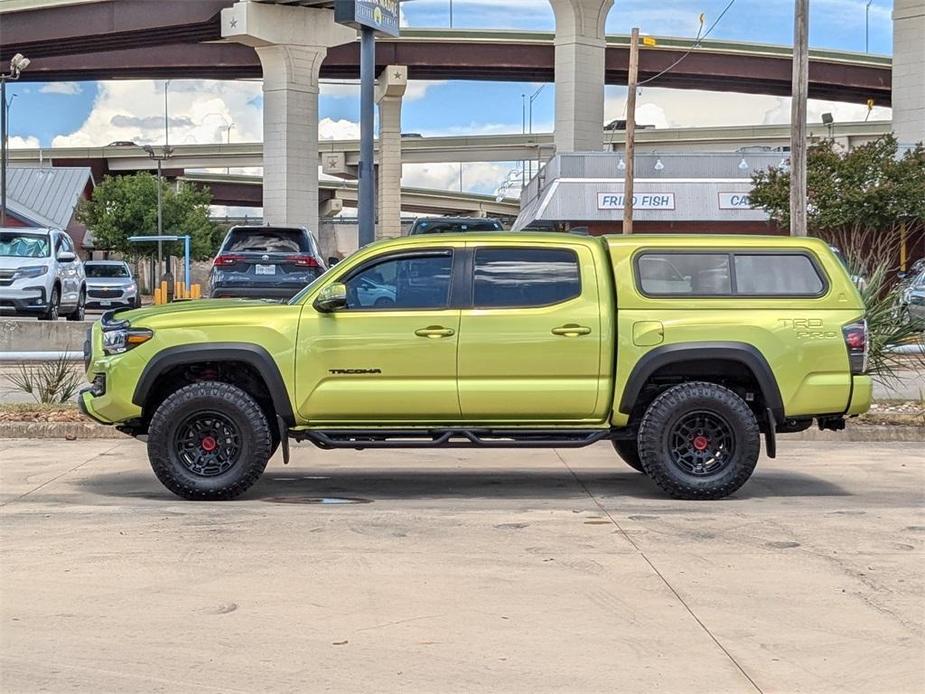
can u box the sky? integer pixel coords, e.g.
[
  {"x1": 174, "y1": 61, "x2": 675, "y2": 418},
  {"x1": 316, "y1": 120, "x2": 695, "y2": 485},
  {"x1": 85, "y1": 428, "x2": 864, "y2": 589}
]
[{"x1": 5, "y1": 0, "x2": 896, "y2": 200}]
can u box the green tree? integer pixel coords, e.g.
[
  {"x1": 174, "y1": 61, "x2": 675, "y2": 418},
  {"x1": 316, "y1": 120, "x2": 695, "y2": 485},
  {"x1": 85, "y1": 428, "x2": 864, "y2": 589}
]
[
  {"x1": 749, "y1": 134, "x2": 925, "y2": 236},
  {"x1": 77, "y1": 173, "x2": 219, "y2": 260}
]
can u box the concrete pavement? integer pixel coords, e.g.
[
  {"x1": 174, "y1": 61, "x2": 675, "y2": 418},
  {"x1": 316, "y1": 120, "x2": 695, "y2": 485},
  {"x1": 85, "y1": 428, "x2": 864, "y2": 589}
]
[{"x1": 1, "y1": 439, "x2": 923, "y2": 693}]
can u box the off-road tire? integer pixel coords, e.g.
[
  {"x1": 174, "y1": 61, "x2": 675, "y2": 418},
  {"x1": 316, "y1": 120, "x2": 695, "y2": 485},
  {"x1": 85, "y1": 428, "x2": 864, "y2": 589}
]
[
  {"x1": 147, "y1": 381, "x2": 272, "y2": 500},
  {"x1": 612, "y1": 439, "x2": 644, "y2": 472},
  {"x1": 66, "y1": 289, "x2": 86, "y2": 321},
  {"x1": 39, "y1": 286, "x2": 60, "y2": 321},
  {"x1": 637, "y1": 381, "x2": 760, "y2": 500}
]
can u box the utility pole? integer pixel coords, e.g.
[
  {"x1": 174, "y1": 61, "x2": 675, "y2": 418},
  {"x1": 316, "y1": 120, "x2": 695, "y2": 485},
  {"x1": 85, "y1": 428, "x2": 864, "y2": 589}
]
[
  {"x1": 623, "y1": 27, "x2": 640, "y2": 235},
  {"x1": 790, "y1": 0, "x2": 809, "y2": 236},
  {"x1": 1, "y1": 54, "x2": 29, "y2": 227}
]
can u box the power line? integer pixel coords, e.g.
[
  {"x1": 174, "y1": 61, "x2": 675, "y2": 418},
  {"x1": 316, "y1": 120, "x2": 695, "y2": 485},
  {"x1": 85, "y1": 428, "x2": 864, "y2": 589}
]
[{"x1": 637, "y1": 0, "x2": 738, "y2": 88}]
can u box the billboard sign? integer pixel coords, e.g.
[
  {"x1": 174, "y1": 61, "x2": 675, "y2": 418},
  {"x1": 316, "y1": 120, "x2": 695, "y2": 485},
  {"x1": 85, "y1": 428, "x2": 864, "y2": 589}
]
[
  {"x1": 335, "y1": 0, "x2": 400, "y2": 37},
  {"x1": 718, "y1": 192, "x2": 753, "y2": 210},
  {"x1": 597, "y1": 193, "x2": 676, "y2": 211}
]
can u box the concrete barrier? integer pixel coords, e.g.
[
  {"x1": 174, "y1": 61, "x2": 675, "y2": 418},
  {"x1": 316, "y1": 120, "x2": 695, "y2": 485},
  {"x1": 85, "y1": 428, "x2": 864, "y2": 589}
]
[{"x1": 0, "y1": 320, "x2": 90, "y2": 353}]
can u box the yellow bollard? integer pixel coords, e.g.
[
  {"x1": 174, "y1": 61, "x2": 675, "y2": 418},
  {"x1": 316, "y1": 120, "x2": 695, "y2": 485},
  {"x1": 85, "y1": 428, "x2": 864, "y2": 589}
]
[
  {"x1": 191, "y1": 283, "x2": 201, "y2": 300},
  {"x1": 179, "y1": 281, "x2": 186, "y2": 299},
  {"x1": 153, "y1": 287, "x2": 161, "y2": 305},
  {"x1": 160, "y1": 281, "x2": 168, "y2": 304}
]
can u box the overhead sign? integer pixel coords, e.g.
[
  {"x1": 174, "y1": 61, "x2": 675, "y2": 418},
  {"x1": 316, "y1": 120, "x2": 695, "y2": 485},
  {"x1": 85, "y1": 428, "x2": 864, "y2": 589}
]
[
  {"x1": 718, "y1": 192, "x2": 753, "y2": 210},
  {"x1": 335, "y1": 0, "x2": 400, "y2": 37},
  {"x1": 597, "y1": 193, "x2": 675, "y2": 211}
]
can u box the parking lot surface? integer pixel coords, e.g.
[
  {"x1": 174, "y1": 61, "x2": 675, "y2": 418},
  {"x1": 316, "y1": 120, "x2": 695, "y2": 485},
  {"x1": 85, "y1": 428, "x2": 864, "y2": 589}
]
[{"x1": 1, "y1": 439, "x2": 923, "y2": 693}]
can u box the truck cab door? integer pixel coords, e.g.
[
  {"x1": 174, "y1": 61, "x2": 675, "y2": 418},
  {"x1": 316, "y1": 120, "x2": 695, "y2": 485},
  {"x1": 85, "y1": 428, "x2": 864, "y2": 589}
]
[
  {"x1": 456, "y1": 243, "x2": 608, "y2": 423},
  {"x1": 296, "y1": 248, "x2": 462, "y2": 424}
]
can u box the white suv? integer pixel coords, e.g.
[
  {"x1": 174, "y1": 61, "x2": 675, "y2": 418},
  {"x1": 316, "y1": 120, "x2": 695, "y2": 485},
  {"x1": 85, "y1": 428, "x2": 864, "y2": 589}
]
[{"x1": 0, "y1": 227, "x2": 86, "y2": 321}]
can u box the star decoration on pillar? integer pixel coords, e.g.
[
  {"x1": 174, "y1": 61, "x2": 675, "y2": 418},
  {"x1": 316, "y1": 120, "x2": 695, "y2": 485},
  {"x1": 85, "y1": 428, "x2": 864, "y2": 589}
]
[
  {"x1": 229, "y1": 17, "x2": 238, "y2": 28},
  {"x1": 393, "y1": 69, "x2": 402, "y2": 80}
]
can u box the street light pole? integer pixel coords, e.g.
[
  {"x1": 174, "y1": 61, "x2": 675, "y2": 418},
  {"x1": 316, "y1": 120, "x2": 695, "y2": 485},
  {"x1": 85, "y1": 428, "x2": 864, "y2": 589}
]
[
  {"x1": 1, "y1": 53, "x2": 30, "y2": 227},
  {"x1": 358, "y1": 25, "x2": 376, "y2": 247},
  {"x1": 790, "y1": 0, "x2": 810, "y2": 236},
  {"x1": 865, "y1": 0, "x2": 872, "y2": 53}
]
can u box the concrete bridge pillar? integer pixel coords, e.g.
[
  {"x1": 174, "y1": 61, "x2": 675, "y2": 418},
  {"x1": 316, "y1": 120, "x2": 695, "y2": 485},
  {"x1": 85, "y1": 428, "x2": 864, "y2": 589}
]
[
  {"x1": 549, "y1": 0, "x2": 614, "y2": 153},
  {"x1": 892, "y1": 1, "x2": 925, "y2": 146},
  {"x1": 221, "y1": 1, "x2": 354, "y2": 234},
  {"x1": 376, "y1": 65, "x2": 408, "y2": 239}
]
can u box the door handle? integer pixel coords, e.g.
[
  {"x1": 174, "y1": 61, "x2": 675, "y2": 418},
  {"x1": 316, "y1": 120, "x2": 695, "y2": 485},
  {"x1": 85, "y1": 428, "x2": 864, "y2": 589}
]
[
  {"x1": 415, "y1": 326, "x2": 455, "y2": 338},
  {"x1": 551, "y1": 324, "x2": 591, "y2": 336}
]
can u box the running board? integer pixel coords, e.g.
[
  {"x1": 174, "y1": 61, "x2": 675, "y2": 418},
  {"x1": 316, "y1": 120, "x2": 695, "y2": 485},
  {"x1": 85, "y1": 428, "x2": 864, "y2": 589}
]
[{"x1": 292, "y1": 428, "x2": 613, "y2": 450}]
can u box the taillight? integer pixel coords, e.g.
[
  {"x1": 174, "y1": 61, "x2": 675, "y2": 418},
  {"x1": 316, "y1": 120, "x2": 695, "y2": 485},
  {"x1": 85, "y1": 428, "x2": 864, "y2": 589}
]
[
  {"x1": 292, "y1": 255, "x2": 321, "y2": 268},
  {"x1": 842, "y1": 319, "x2": 868, "y2": 374},
  {"x1": 213, "y1": 254, "x2": 243, "y2": 267}
]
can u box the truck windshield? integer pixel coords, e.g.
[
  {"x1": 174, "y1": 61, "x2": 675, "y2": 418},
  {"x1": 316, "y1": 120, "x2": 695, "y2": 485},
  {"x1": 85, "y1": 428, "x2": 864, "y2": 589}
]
[{"x1": 0, "y1": 232, "x2": 50, "y2": 258}]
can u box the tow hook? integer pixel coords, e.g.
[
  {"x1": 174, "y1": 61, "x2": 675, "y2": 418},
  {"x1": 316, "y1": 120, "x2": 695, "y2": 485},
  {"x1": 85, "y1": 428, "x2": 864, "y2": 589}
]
[{"x1": 817, "y1": 416, "x2": 846, "y2": 432}]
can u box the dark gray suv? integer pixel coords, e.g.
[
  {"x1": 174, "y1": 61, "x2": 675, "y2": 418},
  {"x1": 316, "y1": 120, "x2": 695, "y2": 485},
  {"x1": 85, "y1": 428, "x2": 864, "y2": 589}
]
[{"x1": 209, "y1": 225, "x2": 326, "y2": 300}]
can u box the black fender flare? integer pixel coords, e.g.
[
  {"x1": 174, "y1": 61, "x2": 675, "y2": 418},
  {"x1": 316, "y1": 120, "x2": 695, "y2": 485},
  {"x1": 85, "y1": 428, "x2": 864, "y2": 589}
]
[
  {"x1": 619, "y1": 341, "x2": 784, "y2": 421},
  {"x1": 132, "y1": 343, "x2": 295, "y2": 425}
]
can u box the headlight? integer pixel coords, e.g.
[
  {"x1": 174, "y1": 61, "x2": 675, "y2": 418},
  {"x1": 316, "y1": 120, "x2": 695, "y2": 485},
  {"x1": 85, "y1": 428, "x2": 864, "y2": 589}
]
[
  {"x1": 102, "y1": 327, "x2": 153, "y2": 355},
  {"x1": 14, "y1": 265, "x2": 48, "y2": 280}
]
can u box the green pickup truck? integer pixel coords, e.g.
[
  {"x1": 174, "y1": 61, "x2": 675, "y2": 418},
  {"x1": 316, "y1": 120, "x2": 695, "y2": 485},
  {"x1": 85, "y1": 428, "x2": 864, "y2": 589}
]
[{"x1": 80, "y1": 233, "x2": 871, "y2": 501}]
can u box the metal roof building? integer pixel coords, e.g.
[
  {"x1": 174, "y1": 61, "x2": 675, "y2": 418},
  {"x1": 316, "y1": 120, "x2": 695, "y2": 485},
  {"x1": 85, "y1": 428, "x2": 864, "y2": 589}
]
[{"x1": 3, "y1": 166, "x2": 94, "y2": 230}]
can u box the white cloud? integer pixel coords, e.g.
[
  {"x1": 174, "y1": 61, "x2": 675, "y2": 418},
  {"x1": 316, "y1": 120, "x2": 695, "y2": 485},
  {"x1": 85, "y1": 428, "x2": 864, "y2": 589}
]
[
  {"x1": 605, "y1": 86, "x2": 891, "y2": 128},
  {"x1": 52, "y1": 79, "x2": 262, "y2": 148},
  {"x1": 319, "y1": 118, "x2": 360, "y2": 140},
  {"x1": 320, "y1": 79, "x2": 445, "y2": 102},
  {"x1": 402, "y1": 161, "x2": 519, "y2": 196},
  {"x1": 8, "y1": 135, "x2": 40, "y2": 148},
  {"x1": 39, "y1": 82, "x2": 82, "y2": 96}
]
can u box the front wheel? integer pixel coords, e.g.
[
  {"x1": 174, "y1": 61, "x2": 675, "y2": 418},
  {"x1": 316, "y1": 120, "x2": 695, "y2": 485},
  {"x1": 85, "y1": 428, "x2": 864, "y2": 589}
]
[
  {"x1": 66, "y1": 289, "x2": 86, "y2": 321},
  {"x1": 637, "y1": 382, "x2": 760, "y2": 500},
  {"x1": 147, "y1": 382, "x2": 273, "y2": 500},
  {"x1": 39, "y1": 286, "x2": 60, "y2": 321}
]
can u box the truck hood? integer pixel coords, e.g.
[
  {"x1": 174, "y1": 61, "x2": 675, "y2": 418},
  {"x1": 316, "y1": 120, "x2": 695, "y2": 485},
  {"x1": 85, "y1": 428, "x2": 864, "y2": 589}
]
[{"x1": 111, "y1": 298, "x2": 284, "y2": 324}]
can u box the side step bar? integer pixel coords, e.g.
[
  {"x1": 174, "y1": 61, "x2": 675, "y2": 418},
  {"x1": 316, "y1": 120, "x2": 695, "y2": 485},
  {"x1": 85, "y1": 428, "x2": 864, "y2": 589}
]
[{"x1": 292, "y1": 428, "x2": 614, "y2": 450}]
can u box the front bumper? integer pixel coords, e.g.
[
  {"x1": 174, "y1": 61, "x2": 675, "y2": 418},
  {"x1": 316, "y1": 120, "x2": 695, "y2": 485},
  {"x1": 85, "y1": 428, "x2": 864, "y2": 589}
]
[{"x1": 0, "y1": 285, "x2": 49, "y2": 314}]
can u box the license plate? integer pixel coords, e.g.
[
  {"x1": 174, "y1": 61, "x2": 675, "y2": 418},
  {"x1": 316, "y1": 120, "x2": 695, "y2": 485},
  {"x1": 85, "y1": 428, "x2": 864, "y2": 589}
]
[
  {"x1": 99, "y1": 300, "x2": 111, "y2": 306},
  {"x1": 255, "y1": 264, "x2": 276, "y2": 275}
]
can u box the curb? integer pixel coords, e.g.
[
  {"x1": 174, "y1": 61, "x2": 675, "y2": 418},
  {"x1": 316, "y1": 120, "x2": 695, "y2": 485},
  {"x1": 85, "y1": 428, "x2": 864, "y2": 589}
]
[
  {"x1": 0, "y1": 421, "x2": 922, "y2": 442},
  {"x1": 0, "y1": 421, "x2": 126, "y2": 439}
]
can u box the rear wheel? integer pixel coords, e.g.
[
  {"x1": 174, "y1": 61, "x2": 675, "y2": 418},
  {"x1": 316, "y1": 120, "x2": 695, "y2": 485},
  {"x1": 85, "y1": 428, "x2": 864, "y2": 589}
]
[
  {"x1": 611, "y1": 439, "x2": 644, "y2": 472},
  {"x1": 147, "y1": 382, "x2": 272, "y2": 500},
  {"x1": 637, "y1": 382, "x2": 760, "y2": 500}
]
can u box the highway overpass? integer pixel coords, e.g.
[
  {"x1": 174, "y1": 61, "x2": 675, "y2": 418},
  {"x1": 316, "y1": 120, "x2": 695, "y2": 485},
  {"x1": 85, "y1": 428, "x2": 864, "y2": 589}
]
[
  {"x1": 0, "y1": 2, "x2": 892, "y2": 104},
  {"x1": 9, "y1": 121, "x2": 892, "y2": 174},
  {"x1": 183, "y1": 173, "x2": 521, "y2": 219}
]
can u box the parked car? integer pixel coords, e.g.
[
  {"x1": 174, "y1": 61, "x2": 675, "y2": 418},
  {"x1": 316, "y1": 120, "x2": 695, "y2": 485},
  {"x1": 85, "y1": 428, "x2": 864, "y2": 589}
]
[
  {"x1": 81, "y1": 233, "x2": 871, "y2": 502},
  {"x1": 209, "y1": 225, "x2": 326, "y2": 300},
  {"x1": 0, "y1": 227, "x2": 86, "y2": 321},
  {"x1": 408, "y1": 217, "x2": 503, "y2": 235},
  {"x1": 900, "y1": 269, "x2": 925, "y2": 326},
  {"x1": 84, "y1": 260, "x2": 140, "y2": 310}
]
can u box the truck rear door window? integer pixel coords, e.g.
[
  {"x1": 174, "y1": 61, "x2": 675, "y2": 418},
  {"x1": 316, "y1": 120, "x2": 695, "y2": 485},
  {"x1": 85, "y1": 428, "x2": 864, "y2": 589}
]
[
  {"x1": 473, "y1": 248, "x2": 580, "y2": 308},
  {"x1": 733, "y1": 254, "x2": 825, "y2": 295},
  {"x1": 637, "y1": 253, "x2": 732, "y2": 295}
]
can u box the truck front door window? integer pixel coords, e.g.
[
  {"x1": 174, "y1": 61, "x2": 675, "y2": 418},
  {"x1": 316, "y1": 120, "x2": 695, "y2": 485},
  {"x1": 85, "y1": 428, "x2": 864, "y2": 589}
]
[{"x1": 344, "y1": 253, "x2": 453, "y2": 310}]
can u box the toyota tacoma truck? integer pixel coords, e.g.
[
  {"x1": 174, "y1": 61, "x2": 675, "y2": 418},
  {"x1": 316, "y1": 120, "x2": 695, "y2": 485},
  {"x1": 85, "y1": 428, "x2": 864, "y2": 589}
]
[{"x1": 80, "y1": 233, "x2": 871, "y2": 500}]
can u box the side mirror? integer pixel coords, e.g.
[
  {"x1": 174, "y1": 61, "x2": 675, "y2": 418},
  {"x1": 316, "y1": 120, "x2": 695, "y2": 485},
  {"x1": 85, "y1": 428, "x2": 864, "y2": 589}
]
[
  {"x1": 327, "y1": 256, "x2": 340, "y2": 266},
  {"x1": 314, "y1": 282, "x2": 347, "y2": 312},
  {"x1": 57, "y1": 250, "x2": 76, "y2": 263}
]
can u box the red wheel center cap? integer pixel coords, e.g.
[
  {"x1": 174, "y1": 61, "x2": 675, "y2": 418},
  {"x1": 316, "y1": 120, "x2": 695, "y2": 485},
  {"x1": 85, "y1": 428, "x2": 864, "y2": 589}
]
[
  {"x1": 692, "y1": 435, "x2": 709, "y2": 451},
  {"x1": 201, "y1": 436, "x2": 218, "y2": 452}
]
